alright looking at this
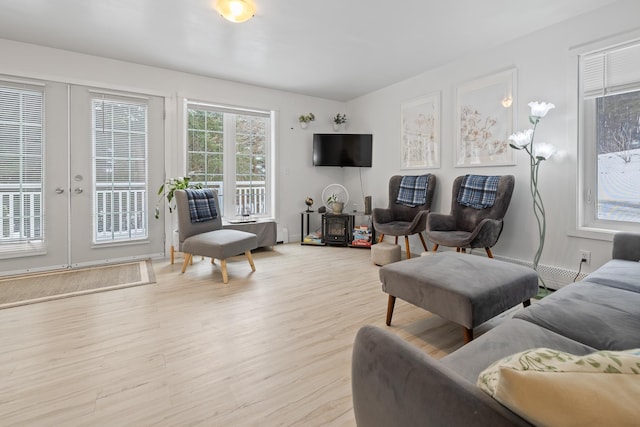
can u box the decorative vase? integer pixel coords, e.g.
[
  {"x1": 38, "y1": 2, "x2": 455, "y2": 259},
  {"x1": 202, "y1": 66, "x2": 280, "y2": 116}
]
[
  {"x1": 300, "y1": 122, "x2": 308, "y2": 129},
  {"x1": 331, "y1": 202, "x2": 344, "y2": 214},
  {"x1": 333, "y1": 123, "x2": 342, "y2": 131}
]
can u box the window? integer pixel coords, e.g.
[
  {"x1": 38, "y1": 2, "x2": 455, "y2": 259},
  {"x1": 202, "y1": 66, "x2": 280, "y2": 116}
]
[
  {"x1": 579, "y1": 40, "x2": 640, "y2": 231},
  {"x1": 185, "y1": 101, "x2": 273, "y2": 218},
  {"x1": 0, "y1": 83, "x2": 44, "y2": 250},
  {"x1": 93, "y1": 97, "x2": 148, "y2": 242}
]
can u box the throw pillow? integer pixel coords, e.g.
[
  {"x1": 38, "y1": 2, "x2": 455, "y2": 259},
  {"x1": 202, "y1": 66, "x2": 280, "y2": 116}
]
[{"x1": 477, "y1": 347, "x2": 640, "y2": 427}]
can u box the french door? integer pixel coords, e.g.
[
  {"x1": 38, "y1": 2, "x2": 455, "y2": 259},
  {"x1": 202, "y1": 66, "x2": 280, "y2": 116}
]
[{"x1": 0, "y1": 80, "x2": 164, "y2": 275}]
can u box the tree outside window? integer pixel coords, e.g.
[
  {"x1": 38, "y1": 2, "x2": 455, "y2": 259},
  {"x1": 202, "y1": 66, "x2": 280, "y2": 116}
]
[{"x1": 186, "y1": 103, "x2": 272, "y2": 218}]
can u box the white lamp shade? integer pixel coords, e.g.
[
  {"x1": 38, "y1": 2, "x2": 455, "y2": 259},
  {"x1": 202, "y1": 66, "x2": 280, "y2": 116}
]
[{"x1": 216, "y1": 0, "x2": 256, "y2": 23}]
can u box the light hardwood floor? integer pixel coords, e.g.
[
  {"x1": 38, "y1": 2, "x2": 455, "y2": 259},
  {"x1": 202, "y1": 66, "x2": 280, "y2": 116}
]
[{"x1": 0, "y1": 244, "x2": 501, "y2": 426}]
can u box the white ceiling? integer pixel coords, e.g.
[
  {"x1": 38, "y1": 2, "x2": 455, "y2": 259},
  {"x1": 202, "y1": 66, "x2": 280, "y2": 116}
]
[{"x1": 0, "y1": 0, "x2": 617, "y2": 101}]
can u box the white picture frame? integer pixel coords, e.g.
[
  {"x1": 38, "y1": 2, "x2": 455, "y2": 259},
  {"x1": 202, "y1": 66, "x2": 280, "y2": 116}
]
[
  {"x1": 400, "y1": 92, "x2": 441, "y2": 169},
  {"x1": 455, "y1": 68, "x2": 517, "y2": 167}
]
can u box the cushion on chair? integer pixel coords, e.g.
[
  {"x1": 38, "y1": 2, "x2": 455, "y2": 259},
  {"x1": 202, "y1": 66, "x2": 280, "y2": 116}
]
[
  {"x1": 185, "y1": 188, "x2": 218, "y2": 222},
  {"x1": 183, "y1": 229, "x2": 257, "y2": 260},
  {"x1": 457, "y1": 175, "x2": 500, "y2": 209},
  {"x1": 396, "y1": 174, "x2": 431, "y2": 207}
]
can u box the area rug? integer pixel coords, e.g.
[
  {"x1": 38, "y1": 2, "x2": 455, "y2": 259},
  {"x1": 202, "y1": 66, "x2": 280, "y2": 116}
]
[{"x1": 0, "y1": 259, "x2": 156, "y2": 309}]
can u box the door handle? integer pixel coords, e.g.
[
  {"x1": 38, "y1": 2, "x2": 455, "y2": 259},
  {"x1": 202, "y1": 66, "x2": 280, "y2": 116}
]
[
  {"x1": 74, "y1": 187, "x2": 83, "y2": 194},
  {"x1": 55, "y1": 187, "x2": 65, "y2": 194}
]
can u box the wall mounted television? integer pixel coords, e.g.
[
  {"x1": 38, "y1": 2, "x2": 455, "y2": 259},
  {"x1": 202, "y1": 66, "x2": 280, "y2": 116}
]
[{"x1": 312, "y1": 133, "x2": 373, "y2": 167}]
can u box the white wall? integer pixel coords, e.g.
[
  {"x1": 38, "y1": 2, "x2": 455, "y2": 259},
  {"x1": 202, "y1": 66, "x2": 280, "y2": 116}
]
[
  {"x1": 0, "y1": 38, "x2": 346, "y2": 247},
  {"x1": 1, "y1": 0, "x2": 639, "y2": 281},
  {"x1": 346, "y1": 0, "x2": 640, "y2": 279}
]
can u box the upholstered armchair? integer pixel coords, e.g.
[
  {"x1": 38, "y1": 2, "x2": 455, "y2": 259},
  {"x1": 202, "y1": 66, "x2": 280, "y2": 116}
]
[
  {"x1": 175, "y1": 189, "x2": 257, "y2": 283},
  {"x1": 372, "y1": 174, "x2": 436, "y2": 258},
  {"x1": 426, "y1": 175, "x2": 514, "y2": 258}
]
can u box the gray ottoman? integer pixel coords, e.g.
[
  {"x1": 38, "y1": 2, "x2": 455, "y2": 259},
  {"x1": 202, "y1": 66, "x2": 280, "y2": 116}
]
[{"x1": 379, "y1": 251, "x2": 539, "y2": 343}]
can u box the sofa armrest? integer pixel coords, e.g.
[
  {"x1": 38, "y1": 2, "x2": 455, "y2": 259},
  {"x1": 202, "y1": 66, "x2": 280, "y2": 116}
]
[
  {"x1": 352, "y1": 326, "x2": 530, "y2": 427},
  {"x1": 612, "y1": 232, "x2": 640, "y2": 261}
]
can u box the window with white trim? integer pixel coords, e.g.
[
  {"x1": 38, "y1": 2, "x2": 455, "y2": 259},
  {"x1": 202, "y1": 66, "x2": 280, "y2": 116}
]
[
  {"x1": 579, "y1": 40, "x2": 640, "y2": 231},
  {"x1": 185, "y1": 101, "x2": 273, "y2": 218},
  {"x1": 0, "y1": 83, "x2": 44, "y2": 249}
]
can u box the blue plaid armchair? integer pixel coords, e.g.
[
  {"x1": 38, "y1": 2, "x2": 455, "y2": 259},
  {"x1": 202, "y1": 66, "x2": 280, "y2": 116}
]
[
  {"x1": 426, "y1": 175, "x2": 514, "y2": 258},
  {"x1": 372, "y1": 174, "x2": 436, "y2": 259}
]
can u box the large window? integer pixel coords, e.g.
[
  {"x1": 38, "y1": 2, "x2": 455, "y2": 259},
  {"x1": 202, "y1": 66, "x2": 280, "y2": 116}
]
[
  {"x1": 0, "y1": 83, "x2": 44, "y2": 247},
  {"x1": 579, "y1": 40, "x2": 640, "y2": 231},
  {"x1": 185, "y1": 101, "x2": 273, "y2": 218}
]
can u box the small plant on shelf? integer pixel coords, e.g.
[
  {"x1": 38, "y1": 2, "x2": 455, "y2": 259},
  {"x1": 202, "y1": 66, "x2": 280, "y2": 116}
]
[
  {"x1": 333, "y1": 113, "x2": 347, "y2": 125},
  {"x1": 326, "y1": 193, "x2": 344, "y2": 214}
]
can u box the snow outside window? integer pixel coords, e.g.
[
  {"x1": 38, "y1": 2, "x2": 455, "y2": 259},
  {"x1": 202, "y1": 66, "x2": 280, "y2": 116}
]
[{"x1": 579, "y1": 40, "x2": 640, "y2": 232}]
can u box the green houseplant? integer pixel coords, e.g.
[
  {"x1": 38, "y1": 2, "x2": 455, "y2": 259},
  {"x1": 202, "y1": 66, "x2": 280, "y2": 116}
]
[
  {"x1": 333, "y1": 113, "x2": 347, "y2": 131},
  {"x1": 333, "y1": 113, "x2": 347, "y2": 125},
  {"x1": 298, "y1": 113, "x2": 315, "y2": 129},
  {"x1": 154, "y1": 176, "x2": 203, "y2": 219},
  {"x1": 326, "y1": 193, "x2": 344, "y2": 214}
]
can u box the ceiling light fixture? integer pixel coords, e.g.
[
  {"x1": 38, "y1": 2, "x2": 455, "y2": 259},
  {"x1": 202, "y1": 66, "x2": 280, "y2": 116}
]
[{"x1": 215, "y1": 0, "x2": 256, "y2": 23}]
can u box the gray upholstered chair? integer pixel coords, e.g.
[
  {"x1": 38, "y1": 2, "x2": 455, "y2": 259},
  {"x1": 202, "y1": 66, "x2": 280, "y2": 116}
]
[
  {"x1": 372, "y1": 174, "x2": 436, "y2": 259},
  {"x1": 175, "y1": 189, "x2": 257, "y2": 283},
  {"x1": 426, "y1": 175, "x2": 514, "y2": 258}
]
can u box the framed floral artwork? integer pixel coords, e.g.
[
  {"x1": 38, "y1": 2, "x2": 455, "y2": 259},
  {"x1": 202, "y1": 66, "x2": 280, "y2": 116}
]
[
  {"x1": 401, "y1": 92, "x2": 440, "y2": 169},
  {"x1": 455, "y1": 69, "x2": 517, "y2": 167}
]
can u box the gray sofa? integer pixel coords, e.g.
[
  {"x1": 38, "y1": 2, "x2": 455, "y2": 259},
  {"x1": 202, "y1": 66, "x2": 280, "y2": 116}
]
[{"x1": 352, "y1": 232, "x2": 640, "y2": 426}]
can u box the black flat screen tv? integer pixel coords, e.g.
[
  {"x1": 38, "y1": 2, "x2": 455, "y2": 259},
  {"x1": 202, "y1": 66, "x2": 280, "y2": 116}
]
[{"x1": 312, "y1": 133, "x2": 372, "y2": 167}]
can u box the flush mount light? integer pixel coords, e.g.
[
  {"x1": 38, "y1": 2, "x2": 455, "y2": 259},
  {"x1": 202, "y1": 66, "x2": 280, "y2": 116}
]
[{"x1": 215, "y1": 0, "x2": 256, "y2": 23}]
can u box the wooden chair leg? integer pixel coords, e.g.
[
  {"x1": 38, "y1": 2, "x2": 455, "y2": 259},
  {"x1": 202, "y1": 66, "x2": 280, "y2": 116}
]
[
  {"x1": 386, "y1": 295, "x2": 396, "y2": 326},
  {"x1": 404, "y1": 236, "x2": 411, "y2": 259},
  {"x1": 464, "y1": 327, "x2": 474, "y2": 344},
  {"x1": 181, "y1": 253, "x2": 192, "y2": 273},
  {"x1": 523, "y1": 299, "x2": 531, "y2": 308},
  {"x1": 485, "y1": 247, "x2": 494, "y2": 258},
  {"x1": 456, "y1": 247, "x2": 461, "y2": 253},
  {"x1": 432, "y1": 244, "x2": 439, "y2": 252},
  {"x1": 211, "y1": 258, "x2": 215, "y2": 264},
  {"x1": 378, "y1": 234, "x2": 385, "y2": 243},
  {"x1": 220, "y1": 259, "x2": 229, "y2": 284},
  {"x1": 170, "y1": 245, "x2": 175, "y2": 264},
  {"x1": 418, "y1": 232, "x2": 428, "y2": 251},
  {"x1": 245, "y1": 250, "x2": 256, "y2": 272},
  {"x1": 394, "y1": 236, "x2": 398, "y2": 245}
]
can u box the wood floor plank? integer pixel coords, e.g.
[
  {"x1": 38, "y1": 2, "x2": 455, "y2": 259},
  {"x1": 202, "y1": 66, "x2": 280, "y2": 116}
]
[{"x1": 0, "y1": 244, "x2": 484, "y2": 426}]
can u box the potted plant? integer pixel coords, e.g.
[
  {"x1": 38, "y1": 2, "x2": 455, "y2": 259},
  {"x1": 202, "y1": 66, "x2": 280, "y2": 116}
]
[
  {"x1": 326, "y1": 193, "x2": 344, "y2": 214},
  {"x1": 298, "y1": 112, "x2": 315, "y2": 129},
  {"x1": 333, "y1": 113, "x2": 347, "y2": 131},
  {"x1": 154, "y1": 176, "x2": 203, "y2": 219}
]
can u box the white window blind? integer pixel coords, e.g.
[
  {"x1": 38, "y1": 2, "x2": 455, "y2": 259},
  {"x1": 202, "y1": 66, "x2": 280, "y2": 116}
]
[
  {"x1": 582, "y1": 41, "x2": 640, "y2": 98},
  {"x1": 0, "y1": 83, "x2": 44, "y2": 252},
  {"x1": 92, "y1": 97, "x2": 148, "y2": 242}
]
